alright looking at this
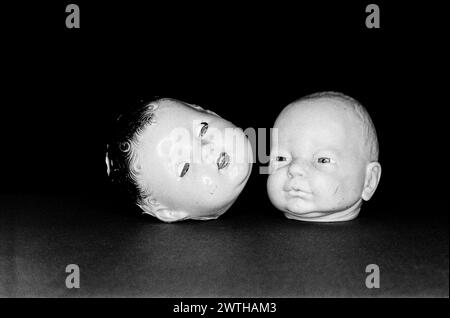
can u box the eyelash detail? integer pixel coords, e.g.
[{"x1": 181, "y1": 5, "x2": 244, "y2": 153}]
[
  {"x1": 178, "y1": 162, "x2": 190, "y2": 177},
  {"x1": 199, "y1": 122, "x2": 208, "y2": 137},
  {"x1": 317, "y1": 157, "x2": 331, "y2": 164}
]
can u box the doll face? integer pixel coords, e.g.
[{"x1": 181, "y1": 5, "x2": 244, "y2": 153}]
[
  {"x1": 135, "y1": 99, "x2": 252, "y2": 221},
  {"x1": 267, "y1": 99, "x2": 368, "y2": 221}
]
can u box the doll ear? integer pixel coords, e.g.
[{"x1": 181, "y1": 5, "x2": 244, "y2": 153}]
[
  {"x1": 130, "y1": 151, "x2": 143, "y2": 174},
  {"x1": 105, "y1": 152, "x2": 112, "y2": 176},
  {"x1": 132, "y1": 160, "x2": 142, "y2": 173},
  {"x1": 361, "y1": 161, "x2": 382, "y2": 201}
]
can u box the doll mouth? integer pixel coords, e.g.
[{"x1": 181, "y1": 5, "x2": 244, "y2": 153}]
[
  {"x1": 284, "y1": 183, "x2": 311, "y2": 195},
  {"x1": 217, "y1": 152, "x2": 230, "y2": 170},
  {"x1": 286, "y1": 189, "x2": 312, "y2": 198}
]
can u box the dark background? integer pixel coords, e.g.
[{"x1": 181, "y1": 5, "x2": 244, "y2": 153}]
[
  {"x1": 1, "y1": 1, "x2": 446, "y2": 212},
  {"x1": 0, "y1": 2, "x2": 447, "y2": 298}
]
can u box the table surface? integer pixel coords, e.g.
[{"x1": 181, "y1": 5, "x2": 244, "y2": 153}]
[{"x1": 0, "y1": 194, "x2": 448, "y2": 297}]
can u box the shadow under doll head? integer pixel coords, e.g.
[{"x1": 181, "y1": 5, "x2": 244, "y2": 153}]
[{"x1": 106, "y1": 98, "x2": 253, "y2": 222}]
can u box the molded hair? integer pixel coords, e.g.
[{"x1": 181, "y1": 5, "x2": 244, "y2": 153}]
[
  {"x1": 296, "y1": 91, "x2": 379, "y2": 162},
  {"x1": 105, "y1": 98, "x2": 159, "y2": 205}
]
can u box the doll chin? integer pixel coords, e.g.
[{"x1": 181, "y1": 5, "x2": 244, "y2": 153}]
[
  {"x1": 156, "y1": 204, "x2": 234, "y2": 223},
  {"x1": 154, "y1": 209, "x2": 190, "y2": 223},
  {"x1": 192, "y1": 196, "x2": 239, "y2": 220},
  {"x1": 282, "y1": 200, "x2": 363, "y2": 222},
  {"x1": 139, "y1": 196, "x2": 238, "y2": 223}
]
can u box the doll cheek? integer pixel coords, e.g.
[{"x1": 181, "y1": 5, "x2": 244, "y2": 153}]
[
  {"x1": 158, "y1": 139, "x2": 173, "y2": 157},
  {"x1": 333, "y1": 184, "x2": 341, "y2": 196},
  {"x1": 268, "y1": 172, "x2": 284, "y2": 195},
  {"x1": 227, "y1": 166, "x2": 239, "y2": 180},
  {"x1": 323, "y1": 180, "x2": 344, "y2": 203},
  {"x1": 201, "y1": 176, "x2": 218, "y2": 195},
  {"x1": 267, "y1": 175, "x2": 286, "y2": 209},
  {"x1": 278, "y1": 168, "x2": 289, "y2": 187},
  {"x1": 329, "y1": 184, "x2": 344, "y2": 205}
]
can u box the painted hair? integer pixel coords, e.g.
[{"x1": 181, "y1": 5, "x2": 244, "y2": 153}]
[{"x1": 105, "y1": 99, "x2": 158, "y2": 204}]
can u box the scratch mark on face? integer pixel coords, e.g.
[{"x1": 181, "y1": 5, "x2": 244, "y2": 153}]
[{"x1": 334, "y1": 185, "x2": 340, "y2": 195}]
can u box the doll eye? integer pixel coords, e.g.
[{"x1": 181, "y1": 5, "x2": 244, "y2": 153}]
[
  {"x1": 317, "y1": 157, "x2": 332, "y2": 164},
  {"x1": 178, "y1": 162, "x2": 190, "y2": 177},
  {"x1": 275, "y1": 156, "x2": 287, "y2": 162},
  {"x1": 199, "y1": 122, "x2": 208, "y2": 137}
]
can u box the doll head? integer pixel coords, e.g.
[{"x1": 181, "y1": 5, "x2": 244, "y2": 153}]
[
  {"x1": 267, "y1": 92, "x2": 381, "y2": 222},
  {"x1": 106, "y1": 98, "x2": 252, "y2": 222}
]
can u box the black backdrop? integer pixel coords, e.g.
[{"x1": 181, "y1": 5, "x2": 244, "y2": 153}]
[
  {"x1": 2, "y1": 1, "x2": 446, "y2": 216},
  {"x1": 1, "y1": 1, "x2": 448, "y2": 300}
]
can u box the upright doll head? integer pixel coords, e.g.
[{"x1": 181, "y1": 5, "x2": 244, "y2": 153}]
[
  {"x1": 106, "y1": 98, "x2": 253, "y2": 222},
  {"x1": 267, "y1": 92, "x2": 381, "y2": 222}
]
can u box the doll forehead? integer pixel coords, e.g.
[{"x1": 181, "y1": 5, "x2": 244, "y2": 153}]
[
  {"x1": 274, "y1": 100, "x2": 364, "y2": 152},
  {"x1": 279, "y1": 100, "x2": 361, "y2": 133},
  {"x1": 279, "y1": 99, "x2": 355, "y2": 124}
]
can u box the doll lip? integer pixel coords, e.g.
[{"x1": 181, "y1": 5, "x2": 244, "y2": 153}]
[
  {"x1": 286, "y1": 189, "x2": 312, "y2": 198},
  {"x1": 284, "y1": 184, "x2": 311, "y2": 194}
]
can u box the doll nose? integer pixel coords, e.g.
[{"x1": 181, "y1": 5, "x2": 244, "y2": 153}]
[
  {"x1": 199, "y1": 142, "x2": 218, "y2": 164},
  {"x1": 288, "y1": 160, "x2": 307, "y2": 178}
]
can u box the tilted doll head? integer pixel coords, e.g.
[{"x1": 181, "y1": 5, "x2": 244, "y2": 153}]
[
  {"x1": 267, "y1": 92, "x2": 381, "y2": 222},
  {"x1": 106, "y1": 98, "x2": 253, "y2": 222}
]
